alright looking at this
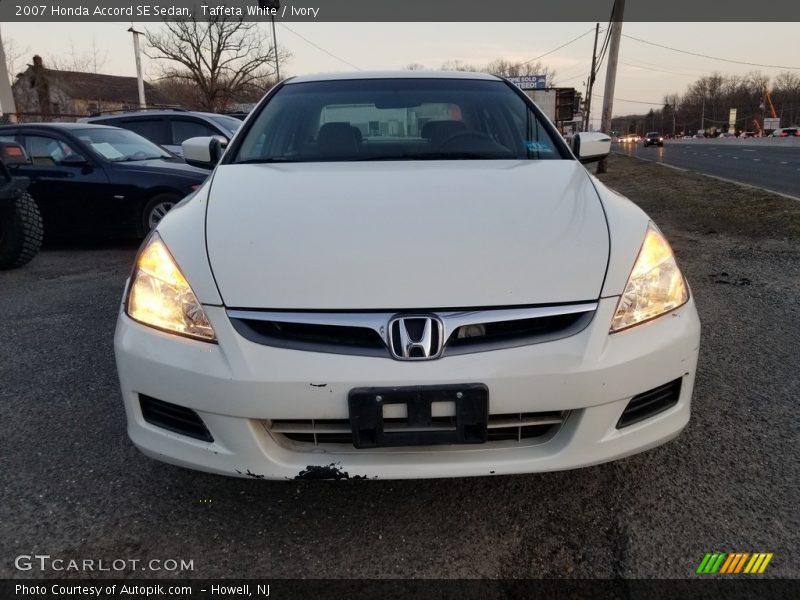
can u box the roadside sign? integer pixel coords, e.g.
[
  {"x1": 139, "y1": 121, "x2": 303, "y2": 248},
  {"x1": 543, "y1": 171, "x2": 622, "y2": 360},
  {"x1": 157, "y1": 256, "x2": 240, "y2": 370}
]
[
  {"x1": 507, "y1": 75, "x2": 546, "y2": 90},
  {"x1": 729, "y1": 109, "x2": 737, "y2": 129},
  {"x1": 764, "y1": 117, "x2": 781, "y2": 131}
]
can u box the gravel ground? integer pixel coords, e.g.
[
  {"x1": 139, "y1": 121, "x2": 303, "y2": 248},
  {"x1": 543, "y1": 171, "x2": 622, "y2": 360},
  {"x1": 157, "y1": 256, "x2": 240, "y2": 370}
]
[{"x1": 1, "y1": 154, "x2": 797, "y2": 580}]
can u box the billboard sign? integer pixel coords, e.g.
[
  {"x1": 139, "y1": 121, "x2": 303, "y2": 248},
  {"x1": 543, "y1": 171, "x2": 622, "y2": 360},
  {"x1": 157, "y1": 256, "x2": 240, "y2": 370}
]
[
  {"x1": 507, "y1": 75, "x2": 546, "y2": 90},
  {"x1": 729, "y1": 108, "x2": 737, "y2": 129}
]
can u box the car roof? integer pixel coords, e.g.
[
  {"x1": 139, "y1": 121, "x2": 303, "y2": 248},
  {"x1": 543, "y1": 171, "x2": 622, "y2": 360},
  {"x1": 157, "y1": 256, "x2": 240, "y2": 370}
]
[
  {"x1": 87, "y1": 108, "x2": 208, "y2": 119},
  {"x1": 0, "y1": 122, "x2": 116, "y2": 130},
  {"x1": 89, "y1": 110, "x2": 225, "y2": 119},
  {"x1": 286, "y1": 70, "x2": 502, "y2": 84}
]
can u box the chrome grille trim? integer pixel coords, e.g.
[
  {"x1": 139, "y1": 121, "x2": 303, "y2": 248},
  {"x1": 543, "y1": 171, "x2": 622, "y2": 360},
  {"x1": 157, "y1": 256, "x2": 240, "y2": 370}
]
[
  {"x1": 228, "y1": 303, "x2": 597, "y2": 357},
  {"x1": 229, "y1": 303, "x2": 597, "y2": 344}
]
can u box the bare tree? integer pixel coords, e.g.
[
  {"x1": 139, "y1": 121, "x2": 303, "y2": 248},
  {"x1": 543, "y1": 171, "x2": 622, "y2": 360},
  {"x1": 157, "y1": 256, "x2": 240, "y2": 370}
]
[
  {"x1": 2, "y1": 34, "x2": 29, "y2": 79},
  {"x1": 484, "y1": 58, "x2": 556, "y2": 85},
  {"x1": 440, "y1": 59, "x2": 480, "y2": 72},
  {"x1": 145, "y1": 17, "x2": 289, "y2": 112},
  {"x1": 47, "y1": 38, "x2": 108, "y2": 73},
  {"x1": 439, "y1": 57, "x2": 556, "y2": 85},
  {"x1": 405, "y1": 62, "x2": 425, "y2": 71}
]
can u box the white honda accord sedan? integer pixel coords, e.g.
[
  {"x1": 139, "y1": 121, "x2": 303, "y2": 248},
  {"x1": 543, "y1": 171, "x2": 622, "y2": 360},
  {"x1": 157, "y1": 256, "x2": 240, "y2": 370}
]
[{"x1": 114, "y1": 72, "x2": 700, "y2": 480}]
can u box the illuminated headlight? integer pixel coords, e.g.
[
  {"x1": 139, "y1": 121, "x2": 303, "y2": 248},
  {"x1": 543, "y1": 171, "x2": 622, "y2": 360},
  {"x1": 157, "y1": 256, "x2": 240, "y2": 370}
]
[
  {"x1": 659, "y1": 137, "x2": 664, "y2": 141},
  {"x1": 125, "y1": 233, "x2": 216, "y2": 341},
  {"x1": 611, "y1": 224, "x2": 689, "y2": 332}
]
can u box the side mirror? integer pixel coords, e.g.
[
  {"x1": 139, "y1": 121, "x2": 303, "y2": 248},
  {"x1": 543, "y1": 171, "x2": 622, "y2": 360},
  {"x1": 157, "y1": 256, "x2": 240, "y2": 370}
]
[
  {"x1": 60, "y1": 154, "x2": 88, "y2": 167},
  {"x1": 182, "y1": 136, "x2": 227, "y2": 169},
  {"x1": 572, "y1": 132, "x2": 611, "y2": 164}
]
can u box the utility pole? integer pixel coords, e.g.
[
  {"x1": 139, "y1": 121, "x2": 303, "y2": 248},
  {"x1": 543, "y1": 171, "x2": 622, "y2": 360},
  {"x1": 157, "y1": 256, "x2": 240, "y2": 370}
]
[
  {"x1": 596, "y1": 0, "x2": 625, "y2": 174},
  {"x1": 128, "y1": 27, "x2": 147, "y2": 109},
  {"x1": 700, "y1": 96, "x2": 705, "y2": 133},
  {"x1": 271, "y1": 15, "x2": 280, "y2": 81},
  {"x1": 583, "y1": 23, "x2": 600, "y2": 131},
  {"x1": 0, "y1": 28, "x2": 17, "y2": 121},
  {"x1": 259, "y1": 0, "x2": 281, "y2": 82}
]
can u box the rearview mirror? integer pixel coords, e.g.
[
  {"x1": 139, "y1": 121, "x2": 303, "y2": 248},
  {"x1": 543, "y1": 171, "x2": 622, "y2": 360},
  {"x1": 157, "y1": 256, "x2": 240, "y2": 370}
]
[
  {"x1": 572, "y1": 132, "x2": 611, "y2": 164},
  {"x1": 182, "y1": 136, "x2": 227, "y2": 169}
]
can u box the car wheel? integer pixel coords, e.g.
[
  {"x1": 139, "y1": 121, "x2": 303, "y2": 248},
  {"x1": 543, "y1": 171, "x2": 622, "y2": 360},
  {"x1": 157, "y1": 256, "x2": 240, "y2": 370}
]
[
  {"x1": 142, "y1": 193, "x2": 179, "y2": 233},
  {"x1": 0, "y1": 190, "x2": 43, "y2": 270}
]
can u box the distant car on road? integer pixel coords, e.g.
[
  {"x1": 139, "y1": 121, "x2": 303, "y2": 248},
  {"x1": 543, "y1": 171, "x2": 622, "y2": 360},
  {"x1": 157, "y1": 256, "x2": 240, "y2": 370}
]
[
  {"x1": 84, "y1": 109, "x2": 242, "y2": 158},
  {"x1": 643, "y1": 132, "x2": 663, "y2": 147},
  {"x1": 0, "y1": 123, "x2": 209, "y2": 237},
  {"x1": 770, "y1": 127, "x2": 799, "y2": 137}
]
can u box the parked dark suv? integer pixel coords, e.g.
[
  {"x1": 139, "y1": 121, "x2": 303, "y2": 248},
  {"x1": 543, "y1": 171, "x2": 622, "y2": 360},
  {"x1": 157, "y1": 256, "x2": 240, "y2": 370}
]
[
  {"x1": 643, "y1": 132, "x2": 663, "y2": 147},
  {"x1": 0, "y1": 123, "x2": 208, "y2": 237},
  {"x1": 84, "y1": 109, "x2": 242, "y2": 158}
]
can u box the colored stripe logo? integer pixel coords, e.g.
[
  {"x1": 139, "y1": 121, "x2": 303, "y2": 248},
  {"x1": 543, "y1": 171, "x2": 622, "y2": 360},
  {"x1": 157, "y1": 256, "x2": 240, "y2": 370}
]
[{"x1": 697, "y1": 552, "x2": 773, "y2": 574}]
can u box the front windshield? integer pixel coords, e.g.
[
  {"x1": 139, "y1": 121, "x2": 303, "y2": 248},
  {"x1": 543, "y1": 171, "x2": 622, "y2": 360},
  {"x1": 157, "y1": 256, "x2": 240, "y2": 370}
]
[
  {"x1": 232, "y1": 78, "x2": 565, "y2": 163},
  {"x1": 74, "y1": 128, "x2": 172, "y2": 162}
]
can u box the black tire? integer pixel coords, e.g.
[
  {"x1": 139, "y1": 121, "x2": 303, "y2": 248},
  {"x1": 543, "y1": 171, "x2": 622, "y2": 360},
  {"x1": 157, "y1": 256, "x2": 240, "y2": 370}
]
[
  {"x1": 0, "y1": 190, "x2": 43, "y2": 270},
  {"x1": 141, "y1": 193, "x2": 180, "y2": 235}
]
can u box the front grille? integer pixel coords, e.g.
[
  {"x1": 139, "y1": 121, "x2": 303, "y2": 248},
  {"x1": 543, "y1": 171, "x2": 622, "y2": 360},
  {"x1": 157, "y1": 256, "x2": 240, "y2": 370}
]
[
  {"x1": 616, "y1": 379, "x2": 682, "y2": 429},
  {"x1": 268, "y1": 411, "x2": 567, "y2": 447},
  {"x1": 230, "y1": 318, "x2": 386, "y2": 356},
  {"x1": 446, "y1": 311, "x2": 591, "y2": 354},
  {"x1": 228, "y1": 303, "x2": 596, "y2": 358},
  {"x1": 139, "y1": 395, "x2": 214, "y2": 442}
]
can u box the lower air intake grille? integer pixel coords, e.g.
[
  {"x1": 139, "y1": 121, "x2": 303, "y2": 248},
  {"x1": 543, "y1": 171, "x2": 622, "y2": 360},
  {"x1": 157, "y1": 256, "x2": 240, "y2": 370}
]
[
  {"x1": 139, "y1": 395, "x2": 214, "y2": 442},
  {"x1": 617, "y1": 379, "x2": 682, "y2": 429},
  {"x1": 268, "y1": 411, "x2": 567, "y2": 447}
]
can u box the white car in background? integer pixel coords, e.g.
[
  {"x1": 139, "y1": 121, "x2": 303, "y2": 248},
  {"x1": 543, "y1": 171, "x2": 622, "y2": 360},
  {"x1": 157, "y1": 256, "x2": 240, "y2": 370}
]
[{"x1": 114, "y1": 72, "x2": 700, "y2": 480}]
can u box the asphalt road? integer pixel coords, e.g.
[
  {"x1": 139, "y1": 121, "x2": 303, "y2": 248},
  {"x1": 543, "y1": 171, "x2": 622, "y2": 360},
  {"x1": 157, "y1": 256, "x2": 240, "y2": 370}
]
[
  {"x1": 615, "y1": 140, "x2": 800, "y2": 199},
  {"x1": 1, "y1": 156, "x2": 798, "y2": 581}
]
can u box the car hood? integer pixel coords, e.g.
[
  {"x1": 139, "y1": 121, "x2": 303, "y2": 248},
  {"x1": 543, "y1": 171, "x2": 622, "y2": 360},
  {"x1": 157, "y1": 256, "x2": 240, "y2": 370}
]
[
  {"x1": 111, "y1": 158, "x2": 209, "y2": 180},
  {"x1": 205, "y1": 160, "x2": 609, "y2": 309}
]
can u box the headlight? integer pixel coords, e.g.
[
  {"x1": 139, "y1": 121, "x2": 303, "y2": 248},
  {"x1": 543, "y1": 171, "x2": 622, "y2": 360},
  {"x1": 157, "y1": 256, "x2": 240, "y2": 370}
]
[
  {"x1": 125, "y1": 233, "x2": 216, "y2": 341},
  {"x1": 610, "y1": 224, "x2": 689, "y2": 332}
]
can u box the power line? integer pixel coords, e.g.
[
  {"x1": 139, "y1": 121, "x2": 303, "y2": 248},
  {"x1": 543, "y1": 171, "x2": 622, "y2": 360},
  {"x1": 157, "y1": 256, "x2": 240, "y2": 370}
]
[
  {"x1": 277, "y1": 23, "x2": 361, "y2": 71},
  {"x1": 594, "y1": 19, "x2": 613, "y2": 72},
  {"x1": 559, "y1": 70, "x2": 591, "y2": 84},
  {"x1": 496, "y1": 27, "x2": 597, "y2": 75},
  {"x1": 622, "y1": 34, "x2": 800, "y2": 71},
  {"x1": 593, "y1": 1, "x2": 615, "y2": 74},
  {"x1": 593, "y1": 93, "x2": 663, "y2": 106},
  {"x1": 620, "y1": 60, "x2": 702, "y2": 78}
]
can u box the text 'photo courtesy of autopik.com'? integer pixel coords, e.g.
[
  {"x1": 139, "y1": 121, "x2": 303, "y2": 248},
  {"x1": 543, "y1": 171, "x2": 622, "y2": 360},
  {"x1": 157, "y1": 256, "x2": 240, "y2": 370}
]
[{"x1": 1, "y1": 0, "x2": 798, "y2": 598}]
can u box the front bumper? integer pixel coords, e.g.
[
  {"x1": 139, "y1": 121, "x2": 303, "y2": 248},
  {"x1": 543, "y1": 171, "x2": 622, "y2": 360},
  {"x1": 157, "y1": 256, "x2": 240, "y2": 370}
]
[{"x1": 114, "y1": 297, "x2": 701, "y2": 480}]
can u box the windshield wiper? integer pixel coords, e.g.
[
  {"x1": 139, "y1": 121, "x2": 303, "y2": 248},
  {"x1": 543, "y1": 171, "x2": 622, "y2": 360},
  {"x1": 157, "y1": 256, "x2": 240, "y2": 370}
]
[{"x1": 116, "y1": 156, "x2": 165, "y2": 162}]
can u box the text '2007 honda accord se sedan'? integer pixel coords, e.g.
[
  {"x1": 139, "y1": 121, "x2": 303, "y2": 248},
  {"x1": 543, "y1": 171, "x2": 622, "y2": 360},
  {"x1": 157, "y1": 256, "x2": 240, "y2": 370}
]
[{"x1": 114, "y1": 72, "x2": 700, "y2": 480}]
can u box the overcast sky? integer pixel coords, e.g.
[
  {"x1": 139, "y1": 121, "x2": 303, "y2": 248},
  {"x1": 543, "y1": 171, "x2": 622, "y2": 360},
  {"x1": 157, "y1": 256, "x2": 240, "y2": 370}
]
[{"x1": 4, "y1": 22, "x2": 800, "y2": 124}]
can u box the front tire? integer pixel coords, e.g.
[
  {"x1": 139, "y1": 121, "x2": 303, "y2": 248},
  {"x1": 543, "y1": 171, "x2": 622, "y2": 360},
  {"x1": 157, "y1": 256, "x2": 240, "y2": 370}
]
[
  {"x1": 0, "y1": 190, "x2": 43, "y2": 270},
  {"x1": 142, "y1": 193, "x2": 180, "y2": 234}
]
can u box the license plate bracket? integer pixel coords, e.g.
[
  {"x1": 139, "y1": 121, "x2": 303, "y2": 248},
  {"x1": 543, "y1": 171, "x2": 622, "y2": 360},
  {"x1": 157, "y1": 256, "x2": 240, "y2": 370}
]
[{"x1": 348, "y1": 383, "x2": 488, "y2": 448}]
